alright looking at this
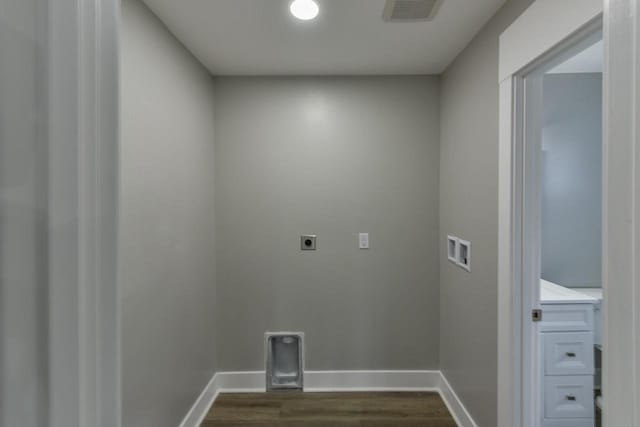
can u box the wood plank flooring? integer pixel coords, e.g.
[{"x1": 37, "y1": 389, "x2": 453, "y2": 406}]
[{"x1": 201, "y1": 392, "x2": 457, "y2": 426}]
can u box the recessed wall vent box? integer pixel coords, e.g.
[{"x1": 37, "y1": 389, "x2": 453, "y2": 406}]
[
  {"x1": 265, "y1": 332, "x2": 304, "y2": 391},
  {"x1": 457, "y1": 239, "x2": 471, "y2": 272},
  {"x1": 383, "y1": 0, "x2": 444, "y2": 22},
  {"x1": 447, "y1": 235, "x2": 458, "y2": 263}
]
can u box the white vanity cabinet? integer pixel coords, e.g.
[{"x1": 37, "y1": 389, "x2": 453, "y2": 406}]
[{"x1": 540, "y1": 280, "x2": 598, "y2": 427}]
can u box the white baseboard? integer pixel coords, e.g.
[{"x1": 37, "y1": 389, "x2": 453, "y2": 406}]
[
  {"x1": 178, "y1": 370, "x2": 477, "y2": 427},
  {"x1": 178, "y1": 373, "x2": 221, "y2": 427},
  {"x1": 305, "y1": 370, "x2": 440, "y2": 391},
  {"x1": 209, "y1": 369, "x2": 443, "y2": 393},
  {"x1": 437, "y1": 372, "x2": 478, "y2": 427}
]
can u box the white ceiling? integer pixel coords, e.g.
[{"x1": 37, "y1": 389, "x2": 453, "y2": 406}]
[
  {"x1": 548, "y1": 40, "x2": 603, "y2": 74},
  {"x1": 141, "y1": 0, "x2": 506, "y2": 76}
]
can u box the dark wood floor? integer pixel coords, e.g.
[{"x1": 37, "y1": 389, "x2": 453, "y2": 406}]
[{"x1": 201, "y1": 392, "x2": 457, "y2": 426}]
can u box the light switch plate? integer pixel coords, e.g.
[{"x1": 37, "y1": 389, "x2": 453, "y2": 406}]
[{"x1": 359, "y1": 233, "x2": 369, "y2": 249}]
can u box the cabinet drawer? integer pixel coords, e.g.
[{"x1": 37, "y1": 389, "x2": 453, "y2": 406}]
[
  {"x1": 544, "y1": 375, "x2": 594, "y2": 419},
  {"x1": 543, "y1": 419, "x2": 594, "y2": 427},
  {"x1": 544, "y1": 332, "x2": 594, "y2": 375},
  {"x1": 540, "y1": 304, "x2": 594, "y2": 332}
]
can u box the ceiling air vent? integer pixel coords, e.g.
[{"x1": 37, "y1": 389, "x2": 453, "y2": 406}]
[{"x1": 383, "y1": 0, "x2": 444, "y2": 22}]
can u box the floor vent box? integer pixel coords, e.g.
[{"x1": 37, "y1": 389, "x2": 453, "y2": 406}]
[{"x1": 265, "y1": 332, "x2": 304, "y2": 391}]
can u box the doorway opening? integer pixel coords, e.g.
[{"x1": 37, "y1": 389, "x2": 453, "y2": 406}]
[{"x1": 518, "y1": 26, "x2": 603, "y2": 427}]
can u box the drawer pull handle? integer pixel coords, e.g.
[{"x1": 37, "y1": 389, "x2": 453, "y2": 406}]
[
  {"x1": 566, "y1": 352, "x2": 577, "y2": 357},
  {"x1": 566, "y1": 395, "x2": 577, "y2": 401}
]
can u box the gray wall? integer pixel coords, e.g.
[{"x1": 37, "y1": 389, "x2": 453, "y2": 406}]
[
  {"x1": 0, "y1": 1, "x2": 48, "y2": 425},
  {"x1": 541, "y1": 73, "x2": 602, "y2": 288},
  {"x1": 120, "y1": 1, "x2": 216, "y2": 426},
  {"x1": 438, "y1": 0, "x2": 533, "y2": 426},
  {"x1": 214, "y1": 76, "x2": 440, "y2": 371}
]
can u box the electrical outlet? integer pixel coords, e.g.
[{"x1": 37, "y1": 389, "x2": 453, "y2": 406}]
[{"x1": 300, "y1": 235, "x2": 316, "y2": 250}]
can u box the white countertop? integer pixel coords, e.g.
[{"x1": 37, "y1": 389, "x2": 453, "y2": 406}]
[
  {"x1": 540, "y1": 279, "x2": 599, "y2": 304},
  {"x1": 572, "y1": 287, "x2": 603, "y2": 301}
]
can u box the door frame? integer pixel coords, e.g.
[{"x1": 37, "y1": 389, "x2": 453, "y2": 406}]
[
  {"x1": 601, "y1": 0, "x2": 640, "y2": 424},
  {"x1": 47, "y1": 1, "x2": 120, "y2": 426},
  {"x1": 499, "y1": 0, "x2": 640, "y2": 426},
  {"x1": 497, "y1": 1, "x2": 606, "y2": 426}
]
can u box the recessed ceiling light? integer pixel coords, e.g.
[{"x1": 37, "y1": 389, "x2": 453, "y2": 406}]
[{"x1": 290, "y1": 0, "x2": 319, "y2": 21}]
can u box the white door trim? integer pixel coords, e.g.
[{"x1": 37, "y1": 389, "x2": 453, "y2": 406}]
[
  {"x1": 47, "y1": 1, "x2": 120, "y2": 426},
  {"x1": 602, "y1": 0, "x2": 640, "y2": 425},
  {"x1": 499, "y1": 0, "x2": 603, "y2": 82},
  {"x1": 497, "y1": 2, "x2": 603, "y2": 427}
]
